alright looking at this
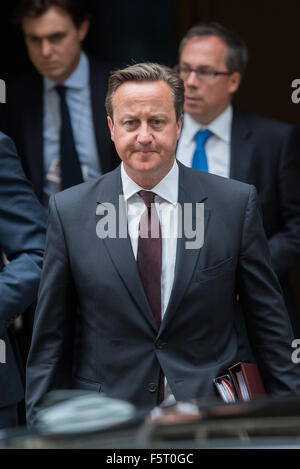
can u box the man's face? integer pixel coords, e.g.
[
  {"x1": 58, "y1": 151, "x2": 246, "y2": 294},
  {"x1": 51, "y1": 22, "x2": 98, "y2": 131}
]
[
  {"x1": 179, "y1": 35, "x2": 241, "y2": 124},
  {"x1": 107, "y1": 81, "x2": 183, "y2": 188},
  {"x1": 22, "y1": 6, "x2": 89, "y2": 83}
]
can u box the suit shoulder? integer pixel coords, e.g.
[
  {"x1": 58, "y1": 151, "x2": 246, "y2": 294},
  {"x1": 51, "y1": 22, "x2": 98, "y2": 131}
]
[
  {"x1": 234, "y1": 109, "x2": 297, "y2": 135},
  {"x1": 0, "y1": 131, "x2": 15, "y2": 148},
  {"x1": 53, "y1": 167, "x2": 121, "y2": 212},
  {"x1": 204, "y1": 171, "x2": 252, "y2": 198},
  {"x1": 53, "y1": 177, "x2": 101, "y2": 208},
  {"x1": 179, "y1": 163, "x2": 252, "y2": 199},
  {"x1": 0, "y1": 132, "x2": 24, "y2": 169}
]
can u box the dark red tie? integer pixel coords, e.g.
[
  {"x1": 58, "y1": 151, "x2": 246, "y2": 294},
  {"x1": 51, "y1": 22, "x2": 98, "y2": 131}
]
[
  {"x1": 137, "y1": 190, "x2": 164, "y2": 404},
  {"x1": 137, "y1": 191, "x2": 162, "y2": 328}
]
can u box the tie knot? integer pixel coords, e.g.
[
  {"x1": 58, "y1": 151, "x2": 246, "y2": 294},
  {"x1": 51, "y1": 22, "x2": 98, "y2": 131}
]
[
  {"x1": 138, "y1": 190, "x2": 156, "y2": 209},
  {"x1": 55, "y1": 84, "x2": 67, "y2": 100},
  {"x1": 195, "y1": 129, "x2": 212, "y2": 149}
]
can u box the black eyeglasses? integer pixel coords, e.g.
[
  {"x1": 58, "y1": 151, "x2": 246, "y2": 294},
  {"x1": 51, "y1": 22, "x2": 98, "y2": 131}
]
[{"x1": 177, "y1": 66, "x2": 232, "y2": 82}]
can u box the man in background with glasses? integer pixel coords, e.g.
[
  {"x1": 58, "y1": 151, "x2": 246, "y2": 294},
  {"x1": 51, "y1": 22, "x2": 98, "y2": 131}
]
[{"x1": 176, "y1": 23, "x2": 300, "y2": 335}]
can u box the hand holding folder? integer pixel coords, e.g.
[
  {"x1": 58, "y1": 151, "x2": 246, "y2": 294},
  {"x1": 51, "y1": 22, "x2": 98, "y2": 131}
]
[{"x1": 214, "y1": 362, "x2": 266, "y2": 403}]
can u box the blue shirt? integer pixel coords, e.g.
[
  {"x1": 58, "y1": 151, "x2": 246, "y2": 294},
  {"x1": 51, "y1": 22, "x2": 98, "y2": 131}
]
[{"x1": 43, "y1": 52, "x2": 101, "y2": 205}]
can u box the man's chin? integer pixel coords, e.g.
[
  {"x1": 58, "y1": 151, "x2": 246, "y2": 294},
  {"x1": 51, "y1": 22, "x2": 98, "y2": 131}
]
[
  {"x1": 133, "y1": 151, "x2": 158, "y2": 158},
  {"x1": 184, "y1": 105, "x2": 206, "y2": 123},
  {"x1": 124, "y1": 159, "x2": 161, "y2": 177},
  {"x1": 129, "y1": 152, "x2": 159, "y2": 167},
  {"x1": 131, "y1": 162, "x2": 159, "y2": 173},
  {"x1": 39, "y1": 67, "x2": 65, "y2": 83}
]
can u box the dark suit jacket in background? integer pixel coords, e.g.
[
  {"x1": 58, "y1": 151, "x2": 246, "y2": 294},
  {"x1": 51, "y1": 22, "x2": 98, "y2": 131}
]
[
  {"x1": 0, "y1": 57, "x2": 120, "y2": 202},
  {"x1": 0, "y1": 132, "x2": 46, "y2": 411},
  {"x1": 230, "y1": 109, "x2": 300, "y2": 326},
  {"x1": 26, "y1": 162, "x2": 300, "y2": 425}
]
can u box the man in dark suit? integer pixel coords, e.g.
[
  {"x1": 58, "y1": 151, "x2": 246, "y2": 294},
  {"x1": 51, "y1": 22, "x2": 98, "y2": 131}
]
[
  {"x1": 0, "y1": 0, "x2": 119, "y2": 206},
  {"x1": 26, "y1": 62, "x2": 300, "y2": 426},
  {"x1": 176, "y1": 23, "x2": 300, "y2": 332},
  {"x1": 0, "y1": 0, "x2": 119, "y2": 368},
  {"x1": 0, "y1": 132, "x2": 46, "y2": 429}
]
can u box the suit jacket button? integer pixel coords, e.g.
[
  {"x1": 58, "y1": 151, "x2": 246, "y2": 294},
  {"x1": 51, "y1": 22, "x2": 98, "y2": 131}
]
[
  {"x1": 148, "y1": 383, "x2": 157, "y2": 393},
  {"x1": 156, "y1": 339, "x2": 165, "y2": 349}
]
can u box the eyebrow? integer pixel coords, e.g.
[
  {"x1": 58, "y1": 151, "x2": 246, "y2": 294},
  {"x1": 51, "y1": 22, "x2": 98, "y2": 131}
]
[
  {"x1": 180, "y1": 62, "x2": 211, "y2": 68},
  {"x1": 25, "y1": 31, "x2": 66, "y2": 40},
  {"x1": 121, "y1": 113, "x2": 168, "y2": 119}
]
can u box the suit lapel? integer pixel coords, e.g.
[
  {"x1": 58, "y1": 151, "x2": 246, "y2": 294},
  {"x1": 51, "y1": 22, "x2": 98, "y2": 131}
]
[
  {"x1": 89, "y1": 58, "x2": 116, "y2": 174},
  {"x1": 161, "y1": 164, "x2": 210, "y2": 331},
  {"x1": 230, "y1": 109, "x2": 253, "y2": 183},
  {"x1": 96, "y1": 168, "x2": 158, "y2": 331},
  {"x1": 23, "y1": 75, "x2": 44, "y2": 200}
]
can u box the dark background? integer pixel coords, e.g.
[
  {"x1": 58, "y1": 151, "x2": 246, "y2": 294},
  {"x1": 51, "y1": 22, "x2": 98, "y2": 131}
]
[
  {"x1": 0, "y1": 0, "x2": 299, "y2": 314},
  {"x1": 0, "y1": 0, "x2": 299, "y2": 129}
]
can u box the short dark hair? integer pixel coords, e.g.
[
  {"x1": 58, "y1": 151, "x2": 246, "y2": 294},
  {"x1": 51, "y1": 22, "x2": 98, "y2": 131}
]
[
  {"x1": 14, "y1": 0, "x2": 90, "y2": 28},
  {"x1": 105, "y1": 62, "x2": 184, "y2": 122},
  {"x1": 179, "y1": 22, "x2": 248, "y2": 76}
]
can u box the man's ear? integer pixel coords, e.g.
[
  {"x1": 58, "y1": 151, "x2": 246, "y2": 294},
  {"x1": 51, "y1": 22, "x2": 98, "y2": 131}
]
[
  {"x1": 107, "y1": 116, "x2": 114, "y2": 141},
  {"x1": 228, "y1": 72, "x2": 241, "y2": 94},
  {"x1": 176, "y1": 114, "x2": 184, "y2": 140},
  {"x1": 78, "y1": 19, "x2": 90, "y2": 42}
]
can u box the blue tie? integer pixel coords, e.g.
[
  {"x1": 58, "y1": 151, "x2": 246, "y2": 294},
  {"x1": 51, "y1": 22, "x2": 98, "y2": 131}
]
[{"x1": 192, "y1": 129, "x2": 212, "y2": 171}]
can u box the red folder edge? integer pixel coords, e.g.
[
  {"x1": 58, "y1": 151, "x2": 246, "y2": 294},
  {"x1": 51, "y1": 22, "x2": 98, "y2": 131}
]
[{"x1": 228, "y1": 362, "x2": 266, "y2": 400}]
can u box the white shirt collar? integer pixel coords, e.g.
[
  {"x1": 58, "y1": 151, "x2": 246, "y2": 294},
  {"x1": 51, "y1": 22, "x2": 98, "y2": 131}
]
[
  {"x1": 182, "y1": 105, "x2": 232, "y2": 144},
  {"x1": 44, "y1": 51, "x2": 89, "y2": 92},
  {"x1": 121, "y1": 160, "x2": 179, "y2": 206}
]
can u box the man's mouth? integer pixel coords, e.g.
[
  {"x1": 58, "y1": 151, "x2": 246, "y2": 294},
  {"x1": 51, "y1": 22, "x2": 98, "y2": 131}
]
[
  {"x1": 134, "y1": 149, "x2": 156, "y2": 154},
  {"x1": 43, "y1": 62, "x2": 58, "y2": 69},
  {"x1": 185, "y1": 96, "x2": 202, "y2": 102}
]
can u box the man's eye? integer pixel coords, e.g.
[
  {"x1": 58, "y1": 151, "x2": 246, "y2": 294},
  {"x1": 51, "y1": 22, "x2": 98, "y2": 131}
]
[
  {"x1": 124, "y1": 121, "x2": 136, "y2": 128},
  {"x1": 152, "y1": 120, "x2": 163, "y2": 126},
  {"x1": 50, "y1": 34, "x2": 65, "y2": 42},
  {"x1": 28, "y1": 37, "x2": 41, "y2": 44},
  {"x1": 198, "y1": 69, "x2": 213, "y2": 75}
]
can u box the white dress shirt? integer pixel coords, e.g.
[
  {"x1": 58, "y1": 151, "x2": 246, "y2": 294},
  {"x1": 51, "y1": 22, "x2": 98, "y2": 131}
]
[
  {"x1": 176, "y1": 105, "x2": 233, "y2": 178},
  {"x1": 121, "y1": 161, "x2": 179, "y2": 404}
]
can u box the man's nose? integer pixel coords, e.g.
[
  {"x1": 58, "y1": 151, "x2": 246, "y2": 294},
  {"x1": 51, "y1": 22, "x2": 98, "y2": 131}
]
[
  {"x1": 185, "y1": 71, "x2": 199, "y2": 87},
  {"x1": 137, "y1": 124, "x2": 152, "y2": 144},
  {"x1": 41, "y1": 39, "x2": 52, "y2": 57}
]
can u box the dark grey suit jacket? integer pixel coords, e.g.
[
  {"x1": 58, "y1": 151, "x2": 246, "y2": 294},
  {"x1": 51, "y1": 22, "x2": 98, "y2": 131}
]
[
  {"x1": 26, "y1": 162, "x2": 300, "y2": 425},
  {"x1": 0, "y1": 132, "x2": 46, "y2": 409},
  {"x1": 230, "y1": 109, "x2": 300, "y2": 328},
  {"x1": 230, "y1": 109, "x2": 300, "y2": 277}
]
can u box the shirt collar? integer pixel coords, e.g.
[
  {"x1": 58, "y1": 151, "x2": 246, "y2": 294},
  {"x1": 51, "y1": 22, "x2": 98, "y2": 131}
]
[
  {"x1": 121, "y1": 160, "x2": 178, "y2": 206},
  {"x1": 44, "y1": 51, "x2": 89, "y2": 92},
  {"x1": 183, "y1": 104, "x2": 232, "y2": 144}
]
